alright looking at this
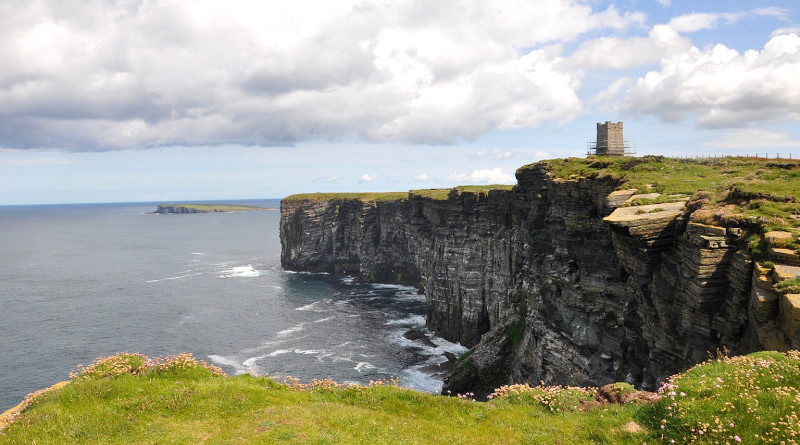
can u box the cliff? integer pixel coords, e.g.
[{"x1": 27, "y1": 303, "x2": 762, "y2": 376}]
[{"x1": 280, "y1": 157, "x2": 800, "y2": 393}]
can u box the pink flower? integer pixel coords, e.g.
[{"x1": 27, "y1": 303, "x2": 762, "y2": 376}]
[{"x1": 734, "y1": 436, "x2": 741, "y2": 442}]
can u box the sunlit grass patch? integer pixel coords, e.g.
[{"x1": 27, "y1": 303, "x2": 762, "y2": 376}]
[
  {"x1": 639, "y1": 350, "x2": 800, "y2": 444},
  {"x1": 6, "y1": 351, "x2": 800, "y2": 443}
]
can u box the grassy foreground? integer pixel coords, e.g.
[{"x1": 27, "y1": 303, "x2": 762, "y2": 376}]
[{"x1": 3, "y1": 351, "x2": 800, "y2": 444}]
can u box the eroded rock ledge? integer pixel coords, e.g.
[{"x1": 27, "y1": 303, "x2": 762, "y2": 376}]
[{"x1": 280, "y1": 160, "x2": 800, "y2": 393}]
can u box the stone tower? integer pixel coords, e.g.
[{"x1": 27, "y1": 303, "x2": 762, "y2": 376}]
[{"x1": 594, "y1": 121, "x2": 626, "y2": 156}]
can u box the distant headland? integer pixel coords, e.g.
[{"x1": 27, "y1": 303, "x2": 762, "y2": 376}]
[{"x1": 152, "y1": 203, "x2": 275, "y2": 214}]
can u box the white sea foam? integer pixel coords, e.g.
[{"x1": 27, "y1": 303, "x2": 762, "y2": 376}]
[
  {"x1": 402, "y1": 365, "x2": 444, "y2": 393},
  {"x1": 189, "y1": 252, "x2": 207, "y2": 256},
  {"x1": 276, "y1": 323, "x2": 306, "y2": 337},
  {"x1": 385, "y1": 314, "x2": 426, "y2": 327},
  {"x1": 146, "y1": 272, "x2": 203, "y2": 283},
  {"x1": 243, "y1": 348, "x2": 323, "y2": 367},
  {"x1": 319, "y1": 352, "x2": 353, "y2": 363},
  {"x1": 390, "y1": 327, "x2": 468, "y2": 357},
  {"x1": 429, "y1": 335, "x2": 469, "y2": 356},
  {"x1": 218, "y1": 264, "x2": 261, "y2": 278},
  {"x1": 295, "y1": 302, "x2": 318, "y2": 311},
  {"x1": 293, "y1": 349, "x2": 322, "y2": 355},
  {"x1": 371, "y1": 283, "x2": 415, "y2": 290},
  {"x1": 207, "y1": 355, "x2": 249, "y2": 374},
  {"x1": 340, "y1": 276, "x2": 356, "y2": 284},
  {"x1": 394, "y1": 290, "x2": 427, "y2": 302},
  {"x1": 295, "y1": 300, "x2": 331, "y2": 312},
  {"x1": 354, "y1": 362, "x2": 376, "y2": 372}
]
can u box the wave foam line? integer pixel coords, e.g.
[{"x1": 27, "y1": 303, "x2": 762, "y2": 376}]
[{"x1": 146, "y1": 272, "x2": 203, "y2": 283}]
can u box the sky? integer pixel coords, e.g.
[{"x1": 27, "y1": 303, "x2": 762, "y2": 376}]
[{"x1": 2, "y1": 0, "x2": 800, "y2": 205}]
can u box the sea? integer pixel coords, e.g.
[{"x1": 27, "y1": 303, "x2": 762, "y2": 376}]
[{"x1": 0, "y1": 200, "x2": 466, "y2": 411}]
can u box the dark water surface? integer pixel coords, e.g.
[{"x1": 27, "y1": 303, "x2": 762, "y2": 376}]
[{"x1": 0, "y1": 201, "x2": 464, "y2": 410}]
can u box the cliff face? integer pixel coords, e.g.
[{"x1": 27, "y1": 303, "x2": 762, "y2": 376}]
[{"x1": 280, "y1": 163, "x2": 800, "y2": 393}]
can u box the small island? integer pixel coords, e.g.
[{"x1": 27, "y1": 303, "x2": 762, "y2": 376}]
[{"x1": 153, "y1": 203, "x2": 273, "y2": 214}]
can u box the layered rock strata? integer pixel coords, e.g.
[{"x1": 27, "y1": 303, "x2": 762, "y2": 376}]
[{"x1": 280, "y1": 163, "x2": 800, "y2": 393}]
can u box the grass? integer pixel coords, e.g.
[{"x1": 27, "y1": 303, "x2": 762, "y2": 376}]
[
  {"x1": 777, "y1": 277, "x2": 800, "y2": 295},
  {"x1": 285, "y1": 157, "x2": 800, "y2": 234},
  {"x1": 638, "y1": 350, "x2": 800, "y2": 444},
  {"x1": 285, "y1": 185, "x2": 514, "y2": 203},
  {"x1": 410, "y1": 185, "x2": 514, "y2": 200},
  {"x1": 518, "y1": 156, "x2": 800, "y2": 232},
  {"x1": 4, "y1": 351, "x2": 800, "y2": 443},
  {"x1": 282, "y1": 192, "x2": 410, "y2": 202}
]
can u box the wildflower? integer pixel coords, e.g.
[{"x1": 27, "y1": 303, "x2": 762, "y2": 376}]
[{"x1": 734, "y1": 435, "x2": 741, "y2": 442}]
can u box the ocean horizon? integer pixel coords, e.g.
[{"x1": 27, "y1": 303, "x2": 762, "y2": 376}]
[{"x1": 0, "y1": 200, "x2": 463, "y2": 411}]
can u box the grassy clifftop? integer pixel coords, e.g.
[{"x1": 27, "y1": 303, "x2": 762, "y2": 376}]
[
  {"x1": 524, "y1": 156, "x2": 800, "y2": 233},
  {"x1": 282, "y1": 192, "x2": 411, "y2": 202},
  {"x1": 284, "y1": 185, "x2": 514, "y2": 203},
  {"x1": 3, "y1": 351, "x2": 800, "y2": 443}
]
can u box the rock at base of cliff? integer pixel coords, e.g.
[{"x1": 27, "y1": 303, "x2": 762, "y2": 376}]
[
  {"x1": 443, "y1": 316, "x2": 523, "y2": 395},
  {"x1": 402, "y1": 329, "x2": 437, "y2": 348}
]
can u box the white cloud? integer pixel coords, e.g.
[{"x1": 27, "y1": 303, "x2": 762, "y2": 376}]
[
  {"x1": 592, "y1": 78, "x2": 632, "y2": 106},
  {"x1": 668, "y1": 9, "x2": 787, "y2": 33},
  {"x1": 414, "y1": 174, "x2": 429, "y2": 181},
  {"x1": 656, "y1": 0, "x2": 670, "y2": 6},
  {"x1": 701, "y1": 129, "x2": 800, "y2": 149},
  {"x1": 773, "y1": 27, "x2": 800, "y2": 37},
  {"x1": 0, "y1": 0, "x2": 644, "y2": 151},
  {"x1": 568, "y1": 8, "x2": 789, "y2": 71},
  {"x1": 449, "y1": 167, "x2": 515, "y2": 184},
  {"x1": 621, "y1": 33, "x2": 800, "y2": 128},
  {"x1": 565, "y1": 25, "x2": 690, "y2": 70},
  {"x1": 359, "y1": 173, "x2": 378, "y2": 183}
]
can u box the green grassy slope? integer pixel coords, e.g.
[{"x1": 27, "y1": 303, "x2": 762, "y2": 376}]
[
  {"x1": 523, "y1": 156, "x2": 800, "y2": 233},
  {"x1": 282, "y1": 192, "x2": 411, "y2": 202},
  {"x1": 3, "y1": 351, "x2": 800, "y2": 444}
]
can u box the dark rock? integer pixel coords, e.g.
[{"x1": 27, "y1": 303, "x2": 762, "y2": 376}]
[
  {"x1": 402, "y1": 329, "x2": 427, "y2": 341},
  {"x1": 403, "y1": 329, "x2": 437, "y2": 348},
  {"x1": 280, "y1": 161, "x2": 793, "y2": 393},
  {"x1": 415, "y1": 337, "x2": 437, "y2": 348}
]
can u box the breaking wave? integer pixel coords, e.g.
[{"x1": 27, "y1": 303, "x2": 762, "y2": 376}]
[{"x1": 218, "y1": 264, "x2": 261, "y2": 278}]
